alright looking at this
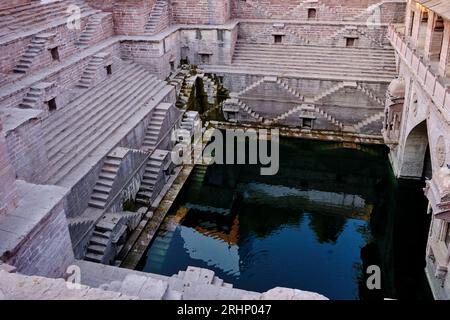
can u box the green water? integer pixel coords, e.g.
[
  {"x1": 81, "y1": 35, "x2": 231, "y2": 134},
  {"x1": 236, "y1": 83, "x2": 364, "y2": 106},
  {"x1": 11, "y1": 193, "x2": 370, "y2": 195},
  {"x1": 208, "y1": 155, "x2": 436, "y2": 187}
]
[{"x1": 137, "y1": 138, "x2": 432, "y2": 300}]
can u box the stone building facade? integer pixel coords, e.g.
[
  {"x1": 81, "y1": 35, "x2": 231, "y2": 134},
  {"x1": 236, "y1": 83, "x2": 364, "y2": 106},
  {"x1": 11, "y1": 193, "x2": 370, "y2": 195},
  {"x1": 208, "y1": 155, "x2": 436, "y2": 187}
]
[{"x1": 383, "y1": 0, "x2": 450, "y2": 300}]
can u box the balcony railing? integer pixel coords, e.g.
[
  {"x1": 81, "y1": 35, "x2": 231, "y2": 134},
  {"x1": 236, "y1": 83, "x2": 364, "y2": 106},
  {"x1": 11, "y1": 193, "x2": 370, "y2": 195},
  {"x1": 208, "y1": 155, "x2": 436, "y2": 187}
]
[{"x1": 388, "y1": 25, "x2": 450, "y2": 122}]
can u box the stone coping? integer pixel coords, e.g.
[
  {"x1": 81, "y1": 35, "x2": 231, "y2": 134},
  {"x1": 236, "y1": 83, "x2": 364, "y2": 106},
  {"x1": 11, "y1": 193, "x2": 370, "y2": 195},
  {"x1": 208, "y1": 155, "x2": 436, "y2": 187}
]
[
  {"x1": 1, "y1": 107, "x2": 42, "y2": 133},
  {"x1": 0, "y1": 180, "x2": 68, "y2": 259}
]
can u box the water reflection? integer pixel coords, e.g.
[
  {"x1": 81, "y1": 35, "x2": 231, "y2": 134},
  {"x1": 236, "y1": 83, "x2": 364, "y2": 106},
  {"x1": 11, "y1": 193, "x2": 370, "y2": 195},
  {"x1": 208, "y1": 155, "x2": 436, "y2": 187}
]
[{"x1": 137, "y1": 138, "x2": 431, "y2": 300}]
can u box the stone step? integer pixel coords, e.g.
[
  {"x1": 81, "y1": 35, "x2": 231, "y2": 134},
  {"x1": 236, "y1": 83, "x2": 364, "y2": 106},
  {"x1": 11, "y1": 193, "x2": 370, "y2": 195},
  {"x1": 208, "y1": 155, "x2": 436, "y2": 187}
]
[
  {"x1": 104, "y1": 158, "x2": 122, "y2": 166},
  {"x1": 97, "y1": 178, "x2": 114, "y2": 188},
  {"x1": 48, "y1": 72, "x2": 155, "y2": 153},
  {"x1": 235, "y1": 42, "x2": 395, "y2": 54},
  {"x1": 93, "y1": 230, "x2": 112, "y2": 239},
  {"x1": 233, "y1": 48, "x2": 396, "y2": 61},
  {"x1": 85, "y1": 252, "x2": 103, "y2": 263},
  {"x1": 229, "y1": 63, "x2": 395, "y2": 80},
  {"x1": 46, "y1": 70, "x2": 158, "y2": 160},
  {"x1": 44, "y1": 63, "x2": 140, "y2": 133},
  {"x1": 233, "y1": 57, "x2": 396, "y2": 74},
  {"x1": 91, "y1": 192, "x2": 108, "y2": 202},
  {"x1": 88, "y1": 199, "x2": 106, "y2": 209},
  {"x1": 47, "y1": 80, "x2": 169, "y2": 184},
  {"x1": 96, "y1": 221, "x2": 115, "y2": 232},
  {"x1": 89, "y1": 236, "x2": 109, "y2": 246},
  {"x1": 87, "y1": 244, "x2": 107, "y2": 255}
]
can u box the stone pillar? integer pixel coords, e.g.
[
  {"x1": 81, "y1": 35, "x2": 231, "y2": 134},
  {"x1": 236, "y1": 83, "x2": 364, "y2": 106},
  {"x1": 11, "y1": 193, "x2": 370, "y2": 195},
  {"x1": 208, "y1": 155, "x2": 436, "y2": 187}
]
[
  {"x1": 410, "y1": 5, "x2": 422, "y2": 45},
  {"x1": 439, "y1": 21, "x2": 450, "y2": 77},
  {"x1": 0, "y1": 120, "x2": 18, "y2": 216},
  {"x1": 424, "y1": 12, "x2": 445, "y2": 61}
]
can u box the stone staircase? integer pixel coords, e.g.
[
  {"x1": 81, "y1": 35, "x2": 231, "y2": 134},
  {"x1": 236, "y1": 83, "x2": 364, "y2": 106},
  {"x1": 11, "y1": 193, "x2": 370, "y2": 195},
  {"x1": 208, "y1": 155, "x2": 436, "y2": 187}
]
[
  {"x1": 276, "y1": 78, "x2": 305, "y2": 101},
  {"x1": 88, "y1": 155, "x2": 122, "y2": 209},
  {"x1": 306, "y1": 81, "x2": 354, "y2": 103},
  {"x1": 180, "y1": 111, "x2": 200, "y2": 135},
  {"x1": 178, "y1": 75, "x2": 196, "y2": 107},
  {"x1": 230, "y1": 42, "x2": 397, "y2": 81},
  {"x1": 233, "y1": 77, "x2": 265, "y2": 97},
  {"x1": 356, "y1": 83, "x2": 385, "y2": 106},
  {"x1": 238, "y1": 100, "x2": 264, "y2": 123},
  {"x1": 0, "y1": 0, "x2": 97, "y2": 39},
  {"x1": 200, "y1": 75, "x2": 217, "y2": 104},
  {"x1": 144, "y1": 0, "x2": 168, "y2": 35},
  {"x1": 284, "y1": 26, "x2": 310, "y2": 44},
  {"x1": 136, "y1": 150, "x2": 168, "y2": 206},
  {"x1": 142, "y1": 103, "x2": 170, "y2": 152},
  {"x1": 18, "y1": 83, "x2": 45, "y2": 109},
  {"x1": 85, "y1": 211, "x2": 144, "y2": 264},
  {"x1": 77, "y1": 53, "x2": 108, "y2": 89},
  {"x1": 353, "y1": 111, "x2": 385, "y2": 131},
  {"x1": 76, "y1": 13, "x2": 107, "y2": 47},
  {"x1": 320, "y1": 24, "x2": 385, "y2": 48},
  {"x1": 13, "y1": 33, "x2": 55, "y2": 74},
  {"x1": 269, "y1": 82, "x2": 353, "y2": 127},
  {"x1": 42, "y1": 62, "x2": 170, "y2": 185}
]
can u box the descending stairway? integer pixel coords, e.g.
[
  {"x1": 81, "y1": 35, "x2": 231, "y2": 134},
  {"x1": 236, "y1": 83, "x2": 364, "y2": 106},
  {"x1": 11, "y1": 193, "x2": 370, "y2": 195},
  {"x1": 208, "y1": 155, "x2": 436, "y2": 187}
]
[
  {"x1": 76, "y1": 13, "x2": 106, "y2": 47},
  {"x1": 180, "y1": 111, "x2": 199, "y2": 134},
  {"x1": 41, "y1": 62, "x2": 171, "y2": 185},
  {"x1": 85, "y1": 211, "x2": 144, "y2": 263},
  {"x1": 306, "y1": 82, "x2": 353, "y2": 103},
  {"x1": 276, "y1": 78, "x2": 305, "y2": 100},
  {"x1": 233, "y1": 78, "x2": 265, "y2": 97},
  {"x1": 270, "y1": 82, "x2": 353, "y2": 126},
  {"x1": 144, "y1": 0, "x2": 168, "y2": 35},
  {"x1": 13, "y1": 33, "x2": 54, "y2": 74},
  {"x1": 237, "y1": 100, "x2": 265, "y2": 123},
  {"x1": 88, "y1": 155, "x2": 122, "y2": 209},
  {"x1": 353, "y1": 111, "x2": 385, "y2": 131},
  {"x1": 142, "y1": 103, "x2": 170, "y2": 152},
  {"x1": 77, "y1": 53, "x2": 107, "y2": 89},
  {"x1": 18, "y1": 84, "x2": 45, "y2": 109},
  {"x1": 356, "y1": 83, "x2": 385, "y2": 106},
  {"x1": 136, "y1": 150, "x2": 168, "y2": 206},
  {"x1": 223, "y1": 42, "x2": 397, "y2": 81},
  {"x1": 85, "y1": 220, "x2": 115, "y2": 263},
  {"x1": 178, "y1": 76, "x2": 196, "y2": 106}
]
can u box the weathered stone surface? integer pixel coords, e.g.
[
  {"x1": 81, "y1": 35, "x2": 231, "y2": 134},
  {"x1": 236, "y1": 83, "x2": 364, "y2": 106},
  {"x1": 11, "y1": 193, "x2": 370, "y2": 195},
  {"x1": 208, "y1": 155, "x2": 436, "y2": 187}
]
[{"x1": 261, "y1": 287, "x2": 329, "y2": 300}]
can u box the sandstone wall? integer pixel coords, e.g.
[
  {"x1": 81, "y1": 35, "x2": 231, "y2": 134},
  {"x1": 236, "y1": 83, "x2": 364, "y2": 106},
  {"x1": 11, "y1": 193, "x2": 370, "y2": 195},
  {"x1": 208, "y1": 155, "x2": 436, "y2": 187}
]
[
  {"x1": 4, "y1": 117, "x2": 49, "y2": 184},
  {"x1": 231, "y1": 0, "x2": 405, "y2": 23},
  {"x1": 113, "y1": 0, "x2": 155, "y2": 35},
  {"x1": 171, "y1": 0, "x2": 231, "y2": 25},
  {"x1": 0, "y1": 121, "x2": 18, "y2": 217},
  {"x1": 238, "y1": 22, "x2": 389, "y2": 48},
  {"x1": 0, "y1": 0, "x2": 32, "y2": 9},
  {"x1": 0, "y1": 13, "x2": 114, "y2": 75},
  {"x1": 2, "y1": 181, "x2": 75, "y2": 278},
  {"x1": 85, "y1": 0, "x2": 114, "y2": 12}
]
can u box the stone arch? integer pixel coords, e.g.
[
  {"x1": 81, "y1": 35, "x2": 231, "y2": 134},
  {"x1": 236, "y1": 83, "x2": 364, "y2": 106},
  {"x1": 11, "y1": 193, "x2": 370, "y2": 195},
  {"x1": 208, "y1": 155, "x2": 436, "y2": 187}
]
[{"x1": 399, "y1": 120, "x2": 430, "y2": 179}]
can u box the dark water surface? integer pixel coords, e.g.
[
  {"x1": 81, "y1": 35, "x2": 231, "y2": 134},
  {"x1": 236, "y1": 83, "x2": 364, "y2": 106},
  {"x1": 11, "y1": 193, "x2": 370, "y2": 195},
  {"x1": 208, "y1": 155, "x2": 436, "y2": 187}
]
[{"x1": 137, "y1": 138, "x2": 432, "y2": 300}]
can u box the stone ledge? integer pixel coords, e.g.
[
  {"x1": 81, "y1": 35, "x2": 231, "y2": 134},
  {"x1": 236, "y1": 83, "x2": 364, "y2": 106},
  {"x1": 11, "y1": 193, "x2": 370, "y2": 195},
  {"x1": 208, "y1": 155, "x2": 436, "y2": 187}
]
[{"x1": 0, "y1": 180, "x2": 68, "y2": 259}]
